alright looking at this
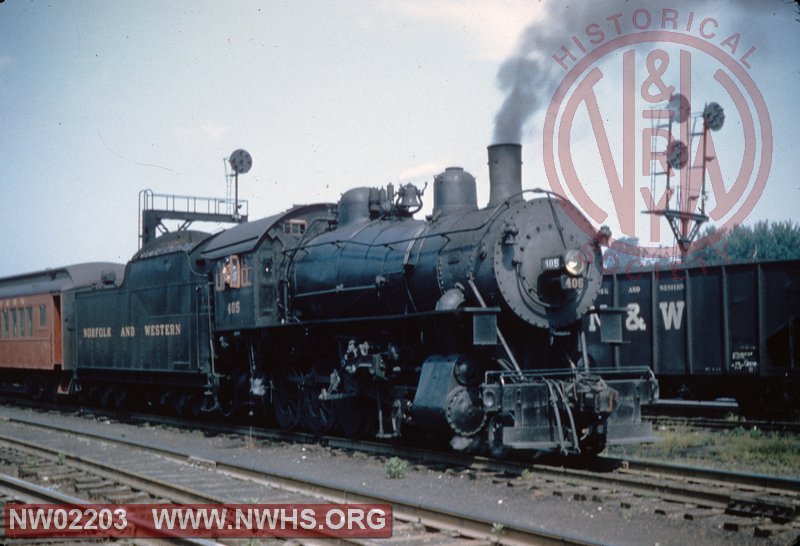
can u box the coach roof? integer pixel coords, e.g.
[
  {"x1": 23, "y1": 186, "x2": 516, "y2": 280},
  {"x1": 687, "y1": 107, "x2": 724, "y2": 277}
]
[{"x1": 0, "y1": 263, "x2": 126, "y2": 298}]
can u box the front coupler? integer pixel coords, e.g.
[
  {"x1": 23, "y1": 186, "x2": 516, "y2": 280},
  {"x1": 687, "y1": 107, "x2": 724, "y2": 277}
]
[{"x1": 480, "y1": 367, "x2": 658, "y2": 455}]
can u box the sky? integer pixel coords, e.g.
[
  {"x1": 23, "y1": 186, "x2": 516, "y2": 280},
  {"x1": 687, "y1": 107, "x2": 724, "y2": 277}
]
[{"x1": 0, "y1": 0, "x2": 798, "y2": 277}]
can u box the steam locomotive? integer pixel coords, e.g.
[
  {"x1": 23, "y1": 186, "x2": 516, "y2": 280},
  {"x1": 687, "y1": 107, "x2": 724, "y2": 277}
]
[{"x1": 0, "y1": 144, "x2": 657, "y2": 456}]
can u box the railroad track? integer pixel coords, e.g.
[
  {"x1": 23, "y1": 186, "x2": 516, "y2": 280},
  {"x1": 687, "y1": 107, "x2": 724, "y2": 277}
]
[
  {"x1": 0, "y1": 470, "x2": 100, "y2": 544},
  {"x1": 644, "y1": 399, "x2": 799, "y2": 421},
  {"x1": 0, "y1": 411, "x2": 596, "y2": 546},
  {"x1": 0, "y1": 469, "x2": 215, "y2": 546},
  {"x1": 645, "y1": 415, "x2": 800, "y2": 435},
  {"x1": 80, "y1": 405, "x2": 800, "y2": 498},
  {"x1": 643, "y1": 399, "x2": 741, "y2": 418},
  {"x1": 0, "y1": 440, "x2": 234, "y2": 546},
  {"x1": 1, "y1": 403, "x2": 799, "y2": 544}
]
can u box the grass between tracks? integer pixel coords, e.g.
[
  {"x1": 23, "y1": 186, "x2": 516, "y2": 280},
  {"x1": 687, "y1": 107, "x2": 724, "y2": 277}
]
[{"x1": 607, "y1": 425, "x2": 800, "y2": 477}]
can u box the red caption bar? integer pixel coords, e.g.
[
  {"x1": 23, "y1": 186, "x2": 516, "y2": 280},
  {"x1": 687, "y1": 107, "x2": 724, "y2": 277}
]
[{"x1": 4, "y1": 503, "x2": 393, "y2": 539}]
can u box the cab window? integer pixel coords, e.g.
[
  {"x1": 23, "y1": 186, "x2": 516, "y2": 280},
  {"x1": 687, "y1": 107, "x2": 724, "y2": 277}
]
[
  {"x1": 283, "y1": 219, "x2": 307, "y2": 236},
  {"x1": 217, "y1": 255, "x2": 241, "y2": 290}
]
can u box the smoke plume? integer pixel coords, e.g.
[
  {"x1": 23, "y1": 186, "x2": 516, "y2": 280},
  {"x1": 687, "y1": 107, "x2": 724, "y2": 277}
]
[
  {"x1": 492, "y1": 1, "x2": 583, "y2": 144},
  {"x1": 493, "y1": 56, "x2": 554, "y2": 144},
  {"x1": 491, "y1": 0, "x2": 765, "y2": 144}
]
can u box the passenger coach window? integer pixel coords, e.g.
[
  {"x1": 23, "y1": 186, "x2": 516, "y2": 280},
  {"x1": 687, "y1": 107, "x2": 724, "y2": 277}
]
[
  {"x1": 26, "y1": 307, "x2": 33, "y2": 336},
  {"x1": 39, "y1": 305, "x2": 47, "y2": 328},
  {"x1": 1, "y1": 309, "x2": 6, "y2": 338}
]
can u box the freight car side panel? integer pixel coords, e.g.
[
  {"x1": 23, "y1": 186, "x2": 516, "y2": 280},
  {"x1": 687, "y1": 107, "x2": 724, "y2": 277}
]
[
  {"x1": 655, "y1": 275, "x2": 688, "y2": 375},
  {"x1": 686, "y1": 269, "x2": 723, "y2": 374},
  {"x1": 761, "y1": 261, "x2": 800, "y2": 374},
  {"x1": 726, "y1": 266, "x2": 760, "y2": 375},
  {"x1": 69, "y1": 253, "x2": 211, "y2": 374},
  {"x1": 615, "y1": 274, "x2": 652, "y2": 371},
  {"x1": 586, "y1": 259, "x2": 800, "y2": 384},
  {"x1": 587, "y1": 267, "x2": 737, "y2": 377},
  {"x1": 586, "y1": 281, "x2": 613, "y2": 366}
]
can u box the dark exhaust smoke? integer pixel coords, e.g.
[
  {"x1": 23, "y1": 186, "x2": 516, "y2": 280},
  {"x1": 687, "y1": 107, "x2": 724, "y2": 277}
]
[{"x1": 492, "y1": 1, "x2": 762, "y2": 145}]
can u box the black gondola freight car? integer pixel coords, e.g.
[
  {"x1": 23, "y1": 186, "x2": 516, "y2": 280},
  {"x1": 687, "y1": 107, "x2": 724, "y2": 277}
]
[{"x1": 585, "y1": 259, "x2": 800, "y2": 414}]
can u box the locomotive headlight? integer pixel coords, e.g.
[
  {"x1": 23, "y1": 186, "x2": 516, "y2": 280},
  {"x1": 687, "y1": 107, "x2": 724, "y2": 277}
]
[{"x1": 564, "y1": 249, "x2": 586, "y2": 276}]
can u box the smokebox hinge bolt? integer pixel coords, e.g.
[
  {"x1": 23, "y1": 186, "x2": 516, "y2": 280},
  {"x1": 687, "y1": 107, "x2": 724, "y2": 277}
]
[{"x1": 502, "y1": 223, "x2": 519, "y2": 245}]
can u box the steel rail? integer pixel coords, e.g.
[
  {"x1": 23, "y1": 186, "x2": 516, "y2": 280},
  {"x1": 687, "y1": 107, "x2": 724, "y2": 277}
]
[
  {"x1": 0, "y1": 471, "x2": 217, "y2": 546},
  {"x1": 0, "y1": 471, "x2": 91, "y2": 505},
  {"x1": 108, "y1": 409, "x2": 800, "y2": 496},
  {"x1": 645, "y1": 415, "x2": 800, "y2": 435},
  {"x1": 4, "y1": 401, "x2": 799, "y2": 497},
  {"x1": 0, "y1": 414, "x2": 598, "y2": 546}
]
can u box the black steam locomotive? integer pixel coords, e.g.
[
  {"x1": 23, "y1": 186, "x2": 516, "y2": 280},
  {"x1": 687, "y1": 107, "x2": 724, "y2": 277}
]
[{"x1": 0, "y1": 144, "x2": 657, "y2": 456}]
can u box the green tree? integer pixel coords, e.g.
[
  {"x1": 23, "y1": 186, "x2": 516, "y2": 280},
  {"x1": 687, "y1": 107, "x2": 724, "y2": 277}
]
[
  {"x1": 690, "y1": 220, "x2": 800, "y2": 265},
  {"x1": 602, "y1": 236, "x2": 643, "y2": 271}
]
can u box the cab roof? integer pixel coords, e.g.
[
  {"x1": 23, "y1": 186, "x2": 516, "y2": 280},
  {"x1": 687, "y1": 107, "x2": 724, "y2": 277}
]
[{"x1": 199, "y1": 204, "x2": 331, "y2": 260}]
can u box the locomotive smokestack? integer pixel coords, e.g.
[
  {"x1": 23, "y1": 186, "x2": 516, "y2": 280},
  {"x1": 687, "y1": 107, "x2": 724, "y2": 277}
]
[{"x1": 487, "y1": 143, "x2": 523, "y2": 207}]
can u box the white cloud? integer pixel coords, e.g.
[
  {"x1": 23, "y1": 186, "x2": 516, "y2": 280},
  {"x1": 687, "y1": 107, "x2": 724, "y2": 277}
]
[
  {"x1": 171, "y1": 124, "x2": 228, "y2": 141},
  {"x1": 201, "y1": 124, "x2": 228, "y2": 140},
  {"x1": 398, "y1": 160, "x2": 447, "y2": 181},
  {"x1": 384, "y1": 0, "x2": 546, "y2": 61}
]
